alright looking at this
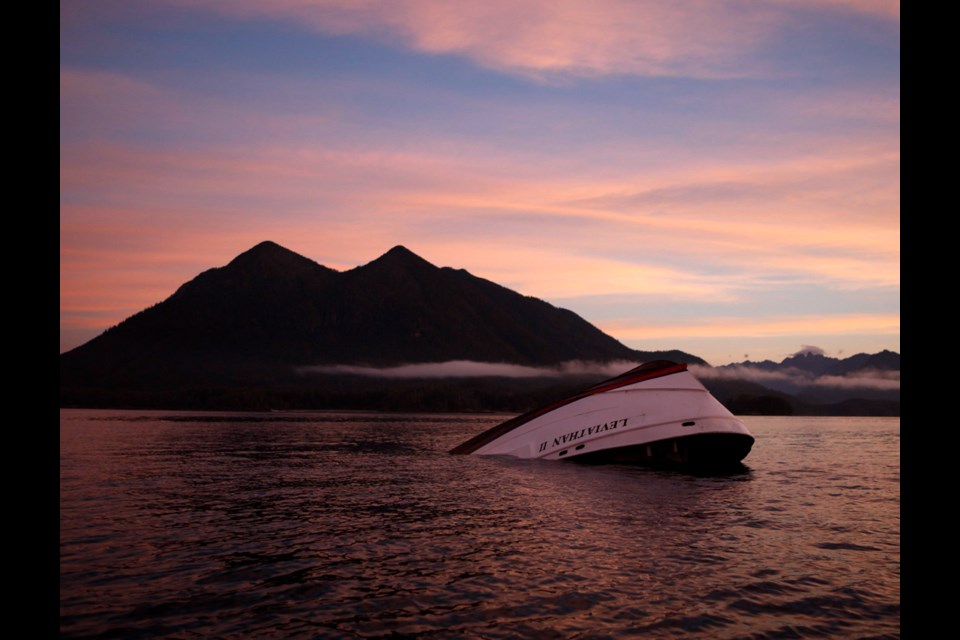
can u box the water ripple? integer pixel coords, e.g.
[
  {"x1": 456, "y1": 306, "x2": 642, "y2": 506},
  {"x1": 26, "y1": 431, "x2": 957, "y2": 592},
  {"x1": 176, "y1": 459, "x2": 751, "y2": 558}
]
[{"x1": 61, "y1": 411, "x2": 900, "y2": 638}]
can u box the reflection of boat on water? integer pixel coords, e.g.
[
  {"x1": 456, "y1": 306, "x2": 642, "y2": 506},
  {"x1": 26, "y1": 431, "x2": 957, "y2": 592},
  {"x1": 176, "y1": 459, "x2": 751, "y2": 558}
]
[{"x1": 450, "y1": 360, "x2": 754, "y2": 467}]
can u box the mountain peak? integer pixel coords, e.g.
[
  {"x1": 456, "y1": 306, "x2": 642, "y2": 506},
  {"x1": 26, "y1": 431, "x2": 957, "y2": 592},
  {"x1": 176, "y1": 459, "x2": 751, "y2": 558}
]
[
  {"x1": 363, "y1": 245, "x2": 437, "y2": 271},
  {"x1": 252, "y1": 240, "x2": 284, "y2": 251},
  {"x1": 224, "y1": 240, "x2": 330, "y2": 276},
  {"x1": 385, "y1": 244, "x2": 416, "y2": 257},
  {"x1": 231, "y1": 240, "x2": 301, "y2": 263},
  {"x1": 382, "y1": 245, "x2": 427, "y2": 261}
]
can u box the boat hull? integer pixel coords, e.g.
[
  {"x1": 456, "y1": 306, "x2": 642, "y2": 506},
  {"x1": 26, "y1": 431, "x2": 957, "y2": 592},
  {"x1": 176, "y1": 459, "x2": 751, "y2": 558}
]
[
  {"x1": 450, "y1": 361, "x2": 754, "y2": 467},
  {"x1": 571, "y1": 433, "x2": 754, "y2": 468}
]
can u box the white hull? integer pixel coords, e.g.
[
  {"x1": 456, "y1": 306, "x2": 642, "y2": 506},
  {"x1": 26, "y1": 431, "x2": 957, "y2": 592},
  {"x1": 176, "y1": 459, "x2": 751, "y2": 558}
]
[{"x1": 451, "y1": 361, "x2": 754, "y2": 466}]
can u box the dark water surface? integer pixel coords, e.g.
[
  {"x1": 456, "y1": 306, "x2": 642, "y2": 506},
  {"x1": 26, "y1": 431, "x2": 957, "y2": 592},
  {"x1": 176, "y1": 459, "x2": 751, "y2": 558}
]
[{"x1": 60, "y1": 411, "x2": 899, "y2": 638}]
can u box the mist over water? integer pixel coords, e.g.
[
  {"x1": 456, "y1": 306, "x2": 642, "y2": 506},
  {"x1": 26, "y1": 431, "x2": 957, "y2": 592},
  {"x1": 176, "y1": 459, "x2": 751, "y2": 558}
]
[
  {"x1": 60, "y1": 411, "x2": 899, "y2": 638},
  {"x1": 692, "y1": 364, "x2": 901, "y2": 392},
  {"x1": 300, "y1": 359, "x2": 640, "y2": 378}
]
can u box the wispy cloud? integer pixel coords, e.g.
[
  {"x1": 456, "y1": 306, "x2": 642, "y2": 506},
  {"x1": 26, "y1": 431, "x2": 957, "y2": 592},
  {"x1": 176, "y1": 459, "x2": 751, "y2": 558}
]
[
  {"x1": 793, "y1": 345, "x2": 826, "y2": 357},
  {"x1": 178, "y1": 0, "x2": 897, "y2": 80},
  {"x1": 178, "y1": 0, "x2": 766, "y2": 79},
  {"x1": 798, "y1": 0, "x2": 900, "y2": 20},
  {"x1": 60, "y1": 119, "x2": 900, "y2": 352},
  {"x1": 60, "y1": 119, "x2": 900, "y2": 283}
]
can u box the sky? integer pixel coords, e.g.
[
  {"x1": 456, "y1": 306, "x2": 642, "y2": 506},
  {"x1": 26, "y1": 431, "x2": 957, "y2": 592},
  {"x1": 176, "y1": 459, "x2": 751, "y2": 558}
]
[{"x1": 60, "y1": 0, "x2": 900, "y2": 366}]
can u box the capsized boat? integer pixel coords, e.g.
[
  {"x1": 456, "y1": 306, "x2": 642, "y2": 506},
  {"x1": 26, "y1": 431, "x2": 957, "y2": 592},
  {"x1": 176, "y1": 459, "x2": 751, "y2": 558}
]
[{"x1": 450, "y1": 360, "x2": 754, "y2": 466}]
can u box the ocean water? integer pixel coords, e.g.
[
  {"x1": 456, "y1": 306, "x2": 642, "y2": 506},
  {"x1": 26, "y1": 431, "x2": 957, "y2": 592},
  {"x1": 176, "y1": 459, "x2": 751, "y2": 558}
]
[{"x1": 60, "y1": 410, "x2": 899, "y2": 638}]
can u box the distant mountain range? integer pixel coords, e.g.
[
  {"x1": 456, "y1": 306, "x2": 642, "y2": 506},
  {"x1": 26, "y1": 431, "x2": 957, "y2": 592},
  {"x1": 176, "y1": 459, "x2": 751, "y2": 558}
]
[
  {"x1": 722, "y1": 350, "x2": 900, "y2": 378},
  {"x1": 696, "y1": 349, "x2": 900, "y2": 415},
  {"x1": 60, "y1": 241, "x2": 701, "y2": 409}
]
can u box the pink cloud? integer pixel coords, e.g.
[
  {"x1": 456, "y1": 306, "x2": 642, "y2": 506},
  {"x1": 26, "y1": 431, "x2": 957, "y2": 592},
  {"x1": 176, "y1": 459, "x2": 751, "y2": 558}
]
[
  {"x1": 60, "y1": 67, "x2": 341, "y2": 150},
  {"x1": 60, "y1": 62, "x2": 899, "y2": 354},
  {"x1": 171, "y1": 0, "x2": 805, "y2": 79},
  {"x1": 170, "y1": 1, "x2": 898, "y2": 80},
  {"x1": 60, "y1": 124, "x2": 899, "y2": 346},
  {"x1": 793, "y1": 0, "x2": 900, "y2": 20}
]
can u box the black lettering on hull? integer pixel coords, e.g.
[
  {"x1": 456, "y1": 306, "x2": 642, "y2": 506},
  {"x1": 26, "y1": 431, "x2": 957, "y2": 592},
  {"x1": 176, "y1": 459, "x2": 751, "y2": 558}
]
[{"x1": 540, "y1": 417, "x2": 630, "y2": 455}]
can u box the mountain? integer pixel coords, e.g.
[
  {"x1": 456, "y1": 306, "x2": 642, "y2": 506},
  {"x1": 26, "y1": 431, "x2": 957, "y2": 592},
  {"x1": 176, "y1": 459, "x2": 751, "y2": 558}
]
[
  {"x1": 60, "y1": 241, "x2": 702, "y2": 409},
  {"x1": 821, "y1": 350, "x2": 900, "y2": 377}
]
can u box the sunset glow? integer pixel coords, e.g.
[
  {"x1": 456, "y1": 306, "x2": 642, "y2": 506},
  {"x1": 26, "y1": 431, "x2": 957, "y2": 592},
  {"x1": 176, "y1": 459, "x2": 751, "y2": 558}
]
[{"x1": 60, "y1": 0, "x2": 900, "y2": 364}]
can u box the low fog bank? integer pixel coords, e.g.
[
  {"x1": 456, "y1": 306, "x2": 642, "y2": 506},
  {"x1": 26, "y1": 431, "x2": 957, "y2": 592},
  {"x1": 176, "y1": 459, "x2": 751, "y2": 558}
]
[
  {"x1": 301, "y1": 358, "x2": 900, "y2": 391},
  {"x1": 300, "y1": 360, "x2": 641, "y2": 379},
  {"x1": 692, "y1": 365, "x2": 900, "y2": 391}
]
